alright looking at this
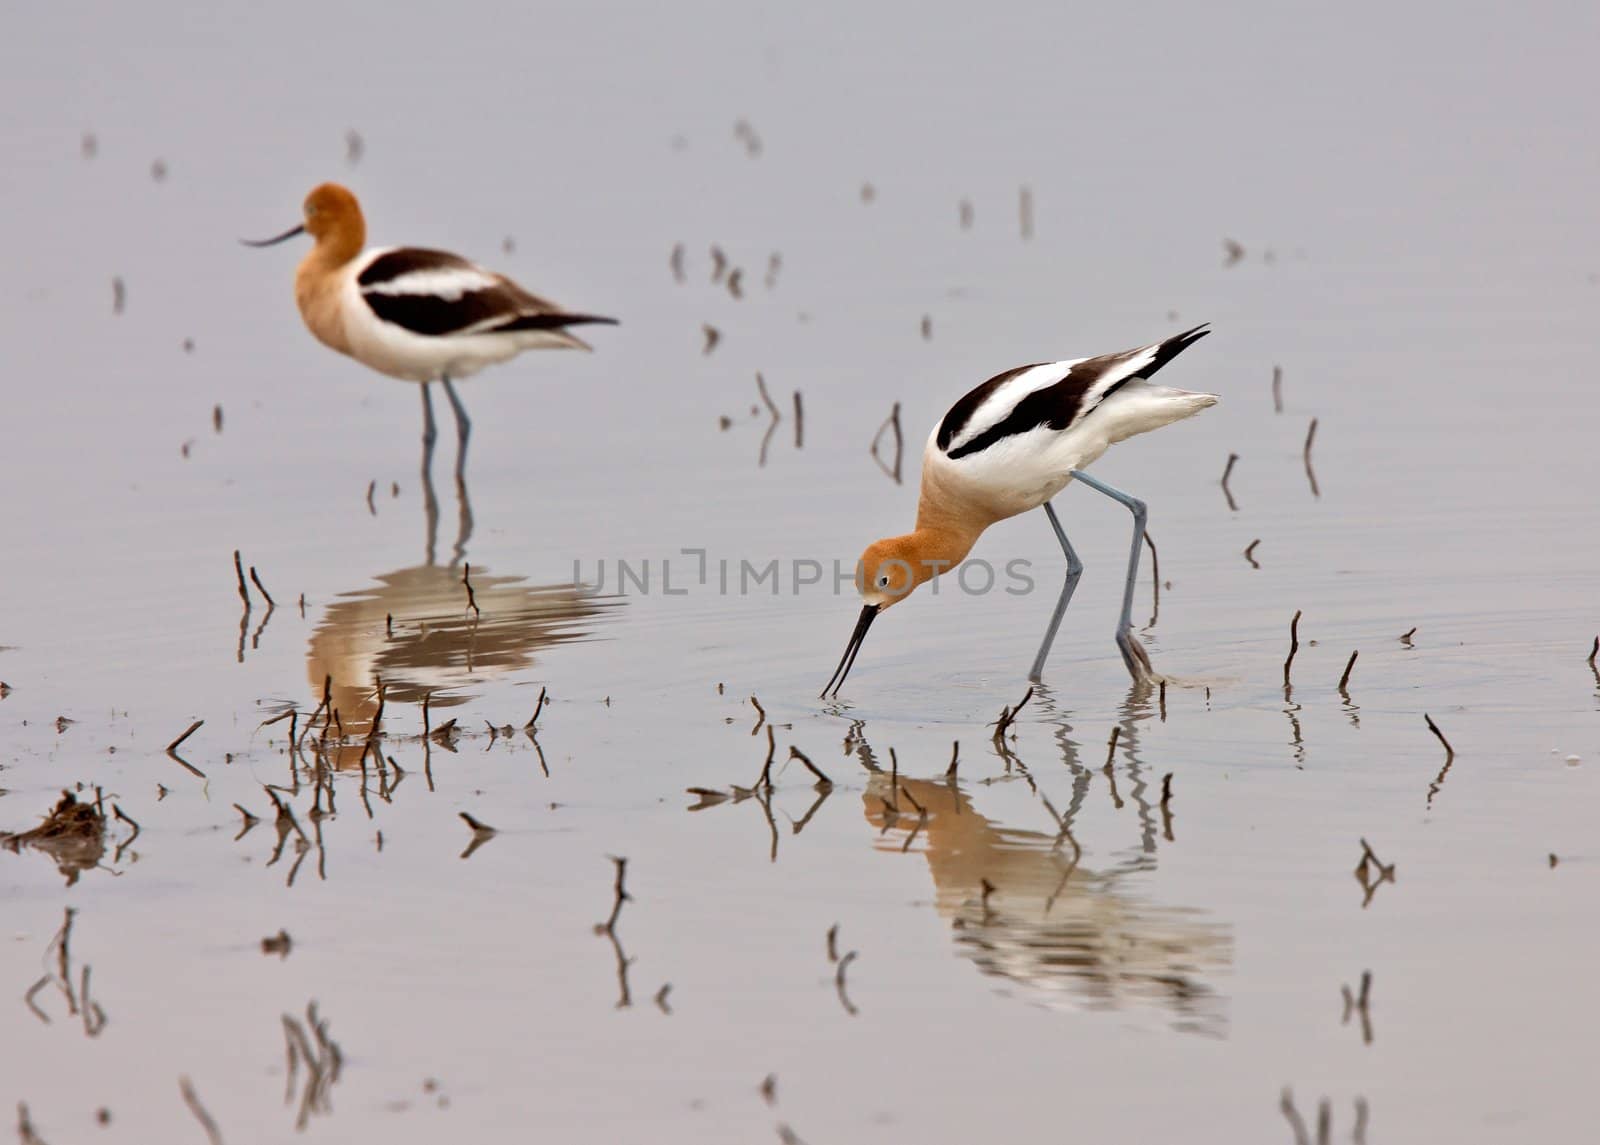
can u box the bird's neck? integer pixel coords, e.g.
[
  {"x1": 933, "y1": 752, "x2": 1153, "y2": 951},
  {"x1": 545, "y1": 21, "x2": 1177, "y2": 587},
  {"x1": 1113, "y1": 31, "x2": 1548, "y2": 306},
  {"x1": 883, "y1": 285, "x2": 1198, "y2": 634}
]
[
  {"x1": 912, "y1": 480, "x2": 989, "y2": 573},
  {"x1": 902, "y1": 517, "x2": 982, "y2": 580},
  {"x1": 306, "y1": 218, "x2": 366, "y2": 274}
]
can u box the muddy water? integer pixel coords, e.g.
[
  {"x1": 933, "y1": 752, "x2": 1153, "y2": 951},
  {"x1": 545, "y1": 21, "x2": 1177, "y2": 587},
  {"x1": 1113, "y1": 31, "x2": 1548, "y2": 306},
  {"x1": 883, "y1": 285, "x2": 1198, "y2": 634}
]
[{"x1": 3, "y1": 3, "x2": 1599, "y2": 1142}]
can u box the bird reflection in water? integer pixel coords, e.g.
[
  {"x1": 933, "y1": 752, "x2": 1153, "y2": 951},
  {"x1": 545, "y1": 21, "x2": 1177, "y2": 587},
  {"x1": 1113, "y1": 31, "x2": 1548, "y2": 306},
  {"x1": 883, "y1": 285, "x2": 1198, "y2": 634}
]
[
  {"x1": 856, "y1": 694, "x2": 1231, "y2": 1036},
  {"x1": 302, "y1": 439, "x2": 619, "y2": 769}
]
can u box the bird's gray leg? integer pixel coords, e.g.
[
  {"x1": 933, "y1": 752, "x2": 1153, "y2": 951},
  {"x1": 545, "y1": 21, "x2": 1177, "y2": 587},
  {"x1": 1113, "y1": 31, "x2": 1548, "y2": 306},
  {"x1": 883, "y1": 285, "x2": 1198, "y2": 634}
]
[
  {"x1": 1069, "y1": 469, "x2": 1157, "y2": 683},
  {"x1": 1028, "y1": 501, "x2": 1085, "y2": 683},
  {"x1": 420, "y1": 382, "x2": 438, "y2": 451},
  {"x1": 419, "y1": 384, "x2": 440, "y2": 566},
  {"x1": 441, "y1": 375, "x2": 471, "y2": 484}
]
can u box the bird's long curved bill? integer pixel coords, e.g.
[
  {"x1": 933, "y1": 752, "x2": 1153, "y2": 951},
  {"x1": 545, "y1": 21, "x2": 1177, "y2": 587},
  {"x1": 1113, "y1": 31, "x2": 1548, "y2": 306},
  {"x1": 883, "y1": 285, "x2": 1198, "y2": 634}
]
[
  {"x1": 821, "y1": 604, "x2": 879, "y2": 698},
  {"x1": 240, "y1": 223, "x2": 306, "y2": 247}
]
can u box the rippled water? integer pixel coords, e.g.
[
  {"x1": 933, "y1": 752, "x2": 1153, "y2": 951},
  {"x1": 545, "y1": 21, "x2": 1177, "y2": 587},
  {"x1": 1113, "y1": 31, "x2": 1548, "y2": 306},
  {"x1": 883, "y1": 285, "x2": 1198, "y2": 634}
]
[{"x1": 2, "y1": 2, "x2": 1598, "y2": 1142}]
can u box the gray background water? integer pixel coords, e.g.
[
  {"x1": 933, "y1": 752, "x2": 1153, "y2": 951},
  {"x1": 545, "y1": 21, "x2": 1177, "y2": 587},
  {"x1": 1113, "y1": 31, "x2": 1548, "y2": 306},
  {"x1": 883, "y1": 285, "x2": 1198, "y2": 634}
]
[{"x1": 2, "y1": 2, "x2": 1598, "y2": 1141}]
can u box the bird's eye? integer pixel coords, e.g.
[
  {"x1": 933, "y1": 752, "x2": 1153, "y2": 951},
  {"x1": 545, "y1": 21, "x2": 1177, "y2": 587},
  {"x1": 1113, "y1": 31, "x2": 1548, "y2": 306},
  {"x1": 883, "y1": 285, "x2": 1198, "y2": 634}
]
[
  {"x1": 305, "y1": 203, "x2": 319, "y2": 217},
  {"x1": 877, "y1": 575, "x2": 889, "y2": 588}
]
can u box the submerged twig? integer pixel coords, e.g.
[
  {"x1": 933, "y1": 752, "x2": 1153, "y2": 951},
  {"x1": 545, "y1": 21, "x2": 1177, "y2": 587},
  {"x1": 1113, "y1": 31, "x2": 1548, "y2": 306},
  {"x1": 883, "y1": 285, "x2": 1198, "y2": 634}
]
[
  {"x1": 869, "y1": 402, "x2": 904, "y2": 484},
  {"x1": 992, "y1": 686, "x2": 1034, "y2": 745},
  {"x1": 179, "y1": 1076, "x2": 224, "y2": 1145},
  {"x1": 167, "y1": 720, "x2": 204, "y2": 754},
  {"x1": 458, "y1": 812, "x2": 497, "y2": 859},
  {"x1": 1220, "y1": 452, "x2": 1239, "y2": 510},
  {"x1": 834, "y1": 950, "x2": 859, "y2": 1016},
  {"x1": 788, "y1": 746, "x2": 833, "y2": 788},
  {"x1": 755, "y1": 373, "x2": 782, "y2": 467},
  {"x1": 232, "y1": 550, "x2": 251, "y2": 607},
  {"x1": 524, "y1": 686, "x2": 548, "y2": 729},
  {"x1": 1303, "y1": 418, "x2": 1320, "y2": 497},
  {"x1": 248, "y1": 567, "x2": 275, "y2": 609},
  {"x1": 599, "y1": 855, "x2": 631, "y2": 933},
  {"x1": 1283, "y1": 610, "x2": 1302, "y2": 688},
  {"x1": 1423, "y1": 713, "x2": 1454, "y2": 759}
]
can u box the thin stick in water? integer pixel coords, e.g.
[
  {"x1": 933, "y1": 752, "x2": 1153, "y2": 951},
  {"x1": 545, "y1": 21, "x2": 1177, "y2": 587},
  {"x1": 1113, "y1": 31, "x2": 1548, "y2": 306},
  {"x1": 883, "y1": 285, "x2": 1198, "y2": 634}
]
[
  {"x1": 1424, "y1": 713, "x2": 1454, "y2": 759},
  {"x1": 232, "y1": 551, "x2": 251, "y2": 607},
  {"x1": 788, "y1": 746, "x2": 833, "y2": 788},
  {"x1": 179, "y1": 1076, "x2": 224, "y2": 1145},
  {"x1": 1283, "y1": 610, "x2": 1303, "y2": 687},
  {"x1": 834, "y1": 950, "x2": 859, "y2": 1016},
  {"x1": 167, "y1": 719, "x2": 204, "y2": 754},
  {"x1": 869, "y1": 402, "x2": 904, "y2": 484},
  {"x1": 1303, "y1": 418, "x2": 1321, "y2": 497},
  {"x1": 1272, "y1": 365, "x2": 1283, "y2": 413},
  {"x1": 1338, "y1": 650, "x2": 1359, "y2": 691},
  {"x1": 248, "y1": 567, "x2": 275, "y2": 609}
]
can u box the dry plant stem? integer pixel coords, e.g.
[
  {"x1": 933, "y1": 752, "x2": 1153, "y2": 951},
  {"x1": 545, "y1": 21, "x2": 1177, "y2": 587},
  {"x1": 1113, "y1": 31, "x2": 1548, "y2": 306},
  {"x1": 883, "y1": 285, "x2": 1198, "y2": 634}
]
[
  {"x1": 167, "y1": 720, "x2": 203, "y2": 753},
  {"x1": 1303, "y1": 418, "x2": 1321, "y2": 497},
  {"x1": 992, "y1": 686, "x2": 1035, "y2": 744},
  {"x1": 524, "y1": 686, "x2": 548, "y2": 729},
  {"x1": 788, "y1": 746, "x2": 833, "y2": 787},
  {"x1": 755, "y1": 374, "x2": 782, "y2": 465},
  {"x1": 1244, "y1": 539, "x2": 1261, "y2": 568},
  {"x1": 232, "y1": 550, "x2": 250, "y2": 607},
  {"x1": 461, "y1": 563, "x2": 480, "y2": 618},
  {"x1": 749, "y1": 695, "x2": 766, "y2": 734},
  {"x1": 1339, "y1": 651, "x2": 1359, "y2": 691},
  {"x1": 1281, "y1": 1089, "x2": 1311, "y2": 1145},
  {"x1": 755, "y1": 725, "x2": 777, "y2": 788},
  {"x1": 1143, "y1": 529, "x2": 1160, "y2": 609},
  {"x1": 1423, "y1": 713, "x2": 1455, "y2": 758},
  {"x1": 601, "y1": 855, "x2": 631, "y2": 932},
  {"x1": 826, "y1": 924, "x2": 839, "y2": 963},
  {"x1": 1283, "y1": 610, "x2": 1303, "y2": 687},
  {"x1": 834, "y1": 951, "x2": 859, "y2": 1016},
  {"x1": 1272, "y1": 365, "x2": 1283, "y2": 413},
  {"x1": 793, "y1": 391, "x2": 804, "y2": 448},
  {"x1": 248, "y1": 567, "x2": 275, "y2": 608},
  {"x1": 869, "y1": 402, "x2": 904, "y2": 483},
  {"x1": 945, "y1": 740, "x2": 959, "y2": 778},
  {"x1": 755, "y1": 372, "x2": 781, "y2": 421},
  {"x1": 179, "y1": 1076, "x2": 224, "y2": 1145}
]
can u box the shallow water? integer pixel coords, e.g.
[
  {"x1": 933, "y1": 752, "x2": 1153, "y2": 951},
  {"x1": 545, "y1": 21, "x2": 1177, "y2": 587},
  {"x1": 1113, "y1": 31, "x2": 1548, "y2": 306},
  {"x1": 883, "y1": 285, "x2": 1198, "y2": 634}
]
[{"x1": 3, "y1": 2, "x2": 1599, "y2": 1142}]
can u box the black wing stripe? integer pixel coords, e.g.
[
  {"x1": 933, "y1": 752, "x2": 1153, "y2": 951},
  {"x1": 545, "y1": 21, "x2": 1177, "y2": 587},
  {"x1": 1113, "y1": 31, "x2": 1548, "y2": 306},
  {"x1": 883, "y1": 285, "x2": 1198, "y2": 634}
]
[
  {"x1": 936, "y1": 364, "x2": 1041, "y2": 451},
  {"x1": 944, "y1": 325, "x2": 1209, "y2": 461},
  {"x1": 366, "y1": 290, "x2": 617, "y2": 339},
  {"x1": 357, "y1": 248, "x2": 475, "y2": 288},
  {"x1": 946, "y1": 370, "x2": 1098, "y2": 460},
  {"x1": 364, "y1": 290, "x2": 516, "y2": 337}
]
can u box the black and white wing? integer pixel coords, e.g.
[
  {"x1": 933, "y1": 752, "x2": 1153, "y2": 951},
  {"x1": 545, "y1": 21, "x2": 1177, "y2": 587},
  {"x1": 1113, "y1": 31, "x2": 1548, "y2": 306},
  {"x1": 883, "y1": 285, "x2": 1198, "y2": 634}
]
[
  {"x1": 936, "y1": 325, "x2": 1210, "y2": 460},
  {"x1": 356, "y1": 247, "x2": 618, "y2": 346}
]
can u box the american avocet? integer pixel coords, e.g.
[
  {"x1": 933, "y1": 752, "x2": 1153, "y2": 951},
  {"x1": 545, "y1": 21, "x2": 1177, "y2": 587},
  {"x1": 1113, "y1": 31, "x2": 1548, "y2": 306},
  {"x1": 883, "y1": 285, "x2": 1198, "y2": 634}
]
[
  {"x1": 244, "y1": 183, "x2": 617, "y2": 473},
  {"x1": 822, "y1": 325, "x2": 1216, "y2": 696}
]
